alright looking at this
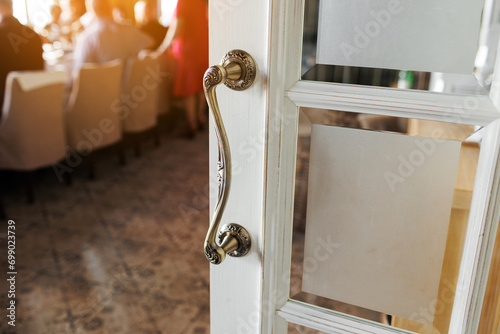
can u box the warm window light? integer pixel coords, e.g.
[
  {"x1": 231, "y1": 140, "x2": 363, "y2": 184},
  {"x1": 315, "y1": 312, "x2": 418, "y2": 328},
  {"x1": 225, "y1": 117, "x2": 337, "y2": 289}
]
[
  {"x1": 13, "y1": 0, "x2": 52, "y2": 28},
  {"x1": 14, "y1": 0, "x2": 178, "y2": 28},
  {"x1": 160, "y1": 0, "x2": 178, "y2": 26},
  {"x1": 12, "y1": 0, "x2": 28, "y2": 25}
]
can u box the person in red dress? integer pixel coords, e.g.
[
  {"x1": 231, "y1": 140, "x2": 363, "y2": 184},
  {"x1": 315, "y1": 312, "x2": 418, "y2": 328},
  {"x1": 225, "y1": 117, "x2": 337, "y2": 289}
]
[{"x1": 157, "y1": 0, "x2": 208, "y2": 138}]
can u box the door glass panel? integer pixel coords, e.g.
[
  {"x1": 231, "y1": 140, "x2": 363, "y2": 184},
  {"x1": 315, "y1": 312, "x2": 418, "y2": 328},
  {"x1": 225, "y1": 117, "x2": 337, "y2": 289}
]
[
  {"x1": 290, "y1": 107, "x2": 482, "y2": 333},
  {"x1": 303, "y1": 125, "x2": 460, "y2": 323},
  {"x1": 302, "y1": 0, "x2": 500, "y2": 95},
  {"x1": 316, "y1": 0, "x2": 482, "y2": 74}
]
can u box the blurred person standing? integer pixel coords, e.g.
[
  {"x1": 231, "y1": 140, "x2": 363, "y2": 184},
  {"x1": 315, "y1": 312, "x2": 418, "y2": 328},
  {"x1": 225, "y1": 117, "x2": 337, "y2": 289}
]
[
  {"x1": 0, "y1": 0, "x2": 44, "y2": 111},
  {"x1": 157, "y1": 0, "x2": 208, "y2": 138},
  {"x1": 73, "y1": 0, "x2": 153, "y2": 70},
  {"x1": 135, "y1": 0, "x2": 167, "y2": 50}
]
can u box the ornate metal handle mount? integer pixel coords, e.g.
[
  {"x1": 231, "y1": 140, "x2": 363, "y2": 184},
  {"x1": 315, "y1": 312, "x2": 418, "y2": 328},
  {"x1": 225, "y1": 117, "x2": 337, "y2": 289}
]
[{"x1": 203, "y1": 50, "x2": 256, "y2": 265}]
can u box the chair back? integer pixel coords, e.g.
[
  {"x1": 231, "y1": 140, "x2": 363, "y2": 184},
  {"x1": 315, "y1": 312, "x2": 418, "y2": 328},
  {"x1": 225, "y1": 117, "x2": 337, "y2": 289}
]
[
  {"x1": 156, "y1": 52, "x2": 172, "y2": 116},
  {"x1": 0, "y1": 71, "x2": 68, "y2": 170},
  {"x1": 66, "y1": 60, "x2": 123, "y2": 151},
  {"x1": 121, "y1": 55, "x2": 159, "y2": 133}
]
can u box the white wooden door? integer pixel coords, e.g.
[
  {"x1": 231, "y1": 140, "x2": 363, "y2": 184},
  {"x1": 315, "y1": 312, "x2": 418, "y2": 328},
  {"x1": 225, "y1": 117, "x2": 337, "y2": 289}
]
[{"x1": 207, "y1": 0, "x2": 500, "y2": 333}]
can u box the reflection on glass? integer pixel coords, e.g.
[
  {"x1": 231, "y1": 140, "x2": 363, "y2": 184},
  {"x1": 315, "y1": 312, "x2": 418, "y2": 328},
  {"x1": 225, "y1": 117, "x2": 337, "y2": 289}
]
[
  {"x1": 290, "y1": 107, "x2": 482, "y2": 333},
  {"x1": 316, "y1": 0, "x2": 482, "y2": 74},
  {"x1": 302, "y1": 0, "x2": 500, "y2": 95},
  {"x1": 303, "y1": 125, "x2": 460, "y2": 323}
]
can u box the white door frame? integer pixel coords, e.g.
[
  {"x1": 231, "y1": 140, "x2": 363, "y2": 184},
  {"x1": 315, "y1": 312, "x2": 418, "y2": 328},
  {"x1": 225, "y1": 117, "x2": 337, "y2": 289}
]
[
  {"x1": 209, "y1": 0, "x2": 500, "y2": 333},
  {"x1": 209, "y1": 1, "x2": 272, "y2": 333}
]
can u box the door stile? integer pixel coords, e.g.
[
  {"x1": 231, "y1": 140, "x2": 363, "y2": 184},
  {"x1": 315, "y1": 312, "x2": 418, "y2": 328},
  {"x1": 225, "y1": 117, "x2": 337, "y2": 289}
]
[
  {"x1": 262, "y1": 0, "x2": 305, "y2": 333},
  {"x1": 450, "y1": 119, "x2": 500, "y2": 333},
  {"x1": 208, "y1": 0, "x2": 272, "y2": 333}
]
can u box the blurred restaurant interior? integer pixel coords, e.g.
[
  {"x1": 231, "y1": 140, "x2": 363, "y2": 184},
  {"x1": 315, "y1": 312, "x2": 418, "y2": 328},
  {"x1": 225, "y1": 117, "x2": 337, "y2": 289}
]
[
  {"x1": 1, "y1": 0, "x2": 500, "y2": 333},
  {"x1": 0, "y1": 0, "x2": 215, "y2": 332}
]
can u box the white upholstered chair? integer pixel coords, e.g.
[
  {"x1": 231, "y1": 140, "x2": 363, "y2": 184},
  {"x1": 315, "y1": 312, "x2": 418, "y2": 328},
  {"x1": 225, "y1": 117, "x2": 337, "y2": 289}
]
[
  {"x1": 139, "y1": 50, "x2": 171, "y2": 117},
  {"x1": 65, "y1": 60, "x2": 124, "y2": 173},
  {"x1": 0, "y1": 70, "x2": 68, "y2": 206},
  {"x1": 121, "y1": 55, "x2": 160, "y2": 155},
  {"x1": 0, "y1": 71, "x2": 68, "y2": 170},
  {"x1": 122, "y1": 55, "x2": 159, "y2": 132},
  {"x1": 156, "y1": 52, "x2": 173, "y2": 117}
]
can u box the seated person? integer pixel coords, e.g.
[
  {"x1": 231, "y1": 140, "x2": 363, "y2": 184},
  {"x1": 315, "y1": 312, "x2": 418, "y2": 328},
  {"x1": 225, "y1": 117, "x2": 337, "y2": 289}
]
[
  {"x1": 73, "y1": 0, "x2": 153, "y2": 70},
  {"x1": 135, "y1": 0, "x2": 167, "y2": 50},
  {"x1": 0, "y1": 0, "x2": 44, "y2": 111}
]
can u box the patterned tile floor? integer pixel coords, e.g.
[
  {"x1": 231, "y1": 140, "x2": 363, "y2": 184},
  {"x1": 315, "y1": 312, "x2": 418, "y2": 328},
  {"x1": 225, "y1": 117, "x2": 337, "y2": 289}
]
[{"x1": 1, "y1": 127, "x2": 211, "y2": 334}]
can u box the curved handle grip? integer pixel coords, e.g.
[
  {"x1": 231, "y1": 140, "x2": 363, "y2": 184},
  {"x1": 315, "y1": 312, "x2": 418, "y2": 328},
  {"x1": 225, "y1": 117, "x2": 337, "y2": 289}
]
[{"x1": 203, "y1": 50, "x2": 256, "y2": 265}]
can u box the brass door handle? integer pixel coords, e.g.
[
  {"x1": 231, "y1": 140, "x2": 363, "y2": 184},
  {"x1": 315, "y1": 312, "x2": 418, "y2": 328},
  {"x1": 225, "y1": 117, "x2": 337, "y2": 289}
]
[{"x1": 203, "y1": 50, "x2": 256, "y2": 265}]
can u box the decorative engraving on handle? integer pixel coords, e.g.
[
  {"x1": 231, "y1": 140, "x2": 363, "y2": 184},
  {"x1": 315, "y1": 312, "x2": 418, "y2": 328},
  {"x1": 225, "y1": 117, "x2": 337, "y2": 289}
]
[
  {"x1": 221, "y1": 50, "x2": 256, "y2": 91},
  {"x1": 204, "y1": 65, "x2": 225, "y2": 91},
  {"x1": 204, "y1": 243, "x2": 222, "y2": 265},
  {"x1": 203, "y1": 50, "x2": 256, "y2": 265},
  {"x1": 218, "y1": 224, "x2": 252, "y2": 257}
]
